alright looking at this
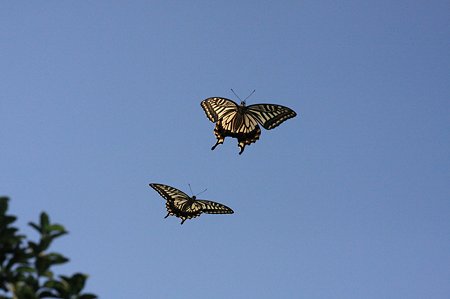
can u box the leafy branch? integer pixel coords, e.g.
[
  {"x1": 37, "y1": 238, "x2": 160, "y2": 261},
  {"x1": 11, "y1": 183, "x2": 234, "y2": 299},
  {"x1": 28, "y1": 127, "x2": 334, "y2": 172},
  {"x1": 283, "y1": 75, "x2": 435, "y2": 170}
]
[{"x1": 0, "y1": 197, "x2": 97, "y2": 299}]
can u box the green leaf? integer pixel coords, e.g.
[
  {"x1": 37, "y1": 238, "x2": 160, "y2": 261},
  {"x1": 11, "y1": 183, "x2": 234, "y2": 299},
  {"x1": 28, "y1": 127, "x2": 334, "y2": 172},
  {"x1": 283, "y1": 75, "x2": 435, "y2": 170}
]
[
  {"x1": 43, "y1": 279, "x2": 65, "y2": 291},
  {"x1": 28, "y1": 222, "x2": 42, "y2": 234},
  {"x1": 0, "y1": 197, "x2": 9, "y2": 214},
  {"x1": 35, "y1": 253, "x2": 68, "y2": 276},
  {"x1": 14, "y1": 281, "x2": 38, "y2": 299},
  {"x1": 38, "y1": 290, "x2": 59, "y2": 298},
  {"x1": 0, "y1": 215, "x2": 17, "y2": 226},
  {"x1": 16, "y1": 266, "x2": 35, "y2": 274},
  {"x1": 4, "y1": 247, "x2": 30, "y2": 271},
  {"x1": 45, "y1": 278, "x2": 70, "y2": 297},
  {"x1": 0, "y1": 227, "x2": 20, "y2": 239},
  {"x1": 49, "y1": 231, "x2": 67, "y2": 240},
  {"x1": 66, "y1": 273, "x2": 87, "y2": 294},
  {"x1": 28, "y1": 241, "x2": 39, "y2": 254},
  {"x1": 23, "y1": 274, "x2": 39, "y2": 290},
  {"x1": 46, "y1": 253, "x2": 69, "y2": 266},
  {"x1": 35, "y1": 256, "x2": 51, "y2": 276},
  {"x1": 42, "y1": 270, "x2": 54, "y2": 279},
  {"x1": 47, "y1": 224, "x2": 66, "y2": 234},
  {"x1": 40, "y1": 213, "x2": 50, "y2": 232},
  {"x1": 39, "y1": 236, "x2": 52, "y2": 253}
]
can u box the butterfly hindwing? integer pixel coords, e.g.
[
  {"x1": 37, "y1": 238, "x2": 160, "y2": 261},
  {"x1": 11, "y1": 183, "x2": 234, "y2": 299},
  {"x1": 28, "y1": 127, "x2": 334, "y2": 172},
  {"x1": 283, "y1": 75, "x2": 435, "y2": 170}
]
[
  {"x1": 195, "y1": 200, "x2": 234, "y2": 214},
  {"x1": 213, "y1": 118, "x2": 261, "y2": 154},
  {"x1": 149, "y1": 183, "x2": 233, "y2": 224}
]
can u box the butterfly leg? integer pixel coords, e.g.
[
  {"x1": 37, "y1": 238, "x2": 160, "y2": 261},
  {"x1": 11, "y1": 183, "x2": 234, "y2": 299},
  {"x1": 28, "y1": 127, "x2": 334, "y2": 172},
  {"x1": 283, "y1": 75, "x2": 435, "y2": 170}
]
[
  {"x1": 211, "y1": 139, "x2": 224, "y2": 151},
  {"x1": 212, "y1": 123, "x2": 226, "y2": 150},
  {"x1": 238, "y1": 143, "x2": 246, "y2": 155},
  {"x1": 180, "y1": 218, "x2": 186, "y2": 225},
  {"x1": 164, "y1": 213, "x2": 170, "y2": 219},
  {"x1": 236, "y1": 126, "x2": 260, "y2": 155}
]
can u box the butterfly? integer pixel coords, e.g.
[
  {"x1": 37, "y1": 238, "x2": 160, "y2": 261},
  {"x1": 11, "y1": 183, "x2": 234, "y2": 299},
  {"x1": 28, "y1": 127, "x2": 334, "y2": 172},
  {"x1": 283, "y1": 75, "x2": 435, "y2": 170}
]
[
  {"x1": 149, "y1": 183, "x2": 234, "y2": 224},
  {"x1": 201, "y1": 97, "x2": 297, "y2": 154}
]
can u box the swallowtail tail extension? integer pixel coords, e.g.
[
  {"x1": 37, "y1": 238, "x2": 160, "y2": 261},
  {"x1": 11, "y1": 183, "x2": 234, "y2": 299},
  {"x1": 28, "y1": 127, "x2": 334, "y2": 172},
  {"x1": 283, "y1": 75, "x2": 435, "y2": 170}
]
[
  {"x1": 149, "y1": 183, "x2": 234, "y2": 224},
  {"x1": 201, "y1": 97, "x2": 297, "y2": 154}
]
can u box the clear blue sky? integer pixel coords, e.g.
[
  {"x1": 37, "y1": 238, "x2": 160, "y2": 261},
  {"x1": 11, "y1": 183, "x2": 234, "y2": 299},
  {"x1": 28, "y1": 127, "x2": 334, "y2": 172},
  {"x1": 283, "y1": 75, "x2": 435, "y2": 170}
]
[{"x1": 1, "y1": 1, "x2": 449, "y2": 298}]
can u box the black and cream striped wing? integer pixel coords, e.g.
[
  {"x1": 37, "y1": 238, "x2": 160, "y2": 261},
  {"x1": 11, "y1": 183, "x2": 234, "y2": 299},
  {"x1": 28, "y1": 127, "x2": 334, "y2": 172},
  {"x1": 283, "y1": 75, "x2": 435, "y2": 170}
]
[
  {"x1": 201, "y1": 97, "x2": 239, "y2": 123},
  {"x1": 149, "y1": 183, "x2": 202, "y2": 219},
  {"x1": 149, "y1": 183, "x2": 190, "y2": 206},
  {"x1": 195, "y1": 200, "x2": 234, "y2": 215},
  {"x1": 247, "y1": 104, "x2": 297, "y2": 130},
  {"x1": 219, "y1": 107, "x2": 260, "y2": 135}
]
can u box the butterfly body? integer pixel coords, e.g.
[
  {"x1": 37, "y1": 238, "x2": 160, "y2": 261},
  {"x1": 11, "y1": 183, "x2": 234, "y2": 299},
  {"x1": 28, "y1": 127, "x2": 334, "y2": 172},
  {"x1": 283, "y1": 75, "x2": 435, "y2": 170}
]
[
  {"x1": 201, "y1": 97, "x2": 297, "y2": 154},
  {"x1": 149, "y1": 183, "x2": 234, "y2": 224}
]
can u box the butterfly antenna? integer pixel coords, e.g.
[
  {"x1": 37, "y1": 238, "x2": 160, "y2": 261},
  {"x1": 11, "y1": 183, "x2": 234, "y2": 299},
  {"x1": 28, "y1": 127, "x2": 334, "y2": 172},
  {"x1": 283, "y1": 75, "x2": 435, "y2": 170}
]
[
  {"x1": 195, "y1": 188, "x2": 208, "y2": 197},
  {"x1": 230, "y1": 89, "x2": 242, "y2": 101},
  {"x1": 243, "y1": 89, "x2": 256, "y2": 102},
  {"x1": 188, "y1": 184, "x2": 207, "y2": 197}
]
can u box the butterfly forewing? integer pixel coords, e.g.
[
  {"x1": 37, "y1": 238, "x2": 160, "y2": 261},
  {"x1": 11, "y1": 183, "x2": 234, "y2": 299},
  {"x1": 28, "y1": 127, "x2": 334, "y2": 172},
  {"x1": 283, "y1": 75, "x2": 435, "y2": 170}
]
[
  {"x1": 201, "y1": 97, "x2": 239, "y2": 123},
  {"x1": 149, "y1": 183, "x2": 190, "y2": 206},
  {"x1": 247, "y1": 104, "x2": 297, "y2": 130}
]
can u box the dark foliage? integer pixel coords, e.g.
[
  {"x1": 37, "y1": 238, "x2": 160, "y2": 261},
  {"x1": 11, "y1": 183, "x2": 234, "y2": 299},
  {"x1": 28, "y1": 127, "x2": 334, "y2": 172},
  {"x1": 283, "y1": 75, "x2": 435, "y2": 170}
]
[{"x1": 0, "y1": 197, "x2": 97, "y2": 299}]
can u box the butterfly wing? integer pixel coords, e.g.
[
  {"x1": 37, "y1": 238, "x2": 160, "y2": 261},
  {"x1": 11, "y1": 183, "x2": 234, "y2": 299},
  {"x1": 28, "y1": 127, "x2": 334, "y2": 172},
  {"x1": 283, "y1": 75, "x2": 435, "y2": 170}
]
[
  {"x1": 200, "y1": 97, "x2": 239, "y2": 123},
  {"x1": 149, "y1": 183, "x2": 202, "y2": 224},
  {"x1": 195, "y1": 199, "x2": 234, "y2": 215},
  {"x1": 149, "y1": 183, "x2": 190, "y2": 205},
  {"x1": 247, "y1": 104, "x2": 297, "y2": 130}
]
